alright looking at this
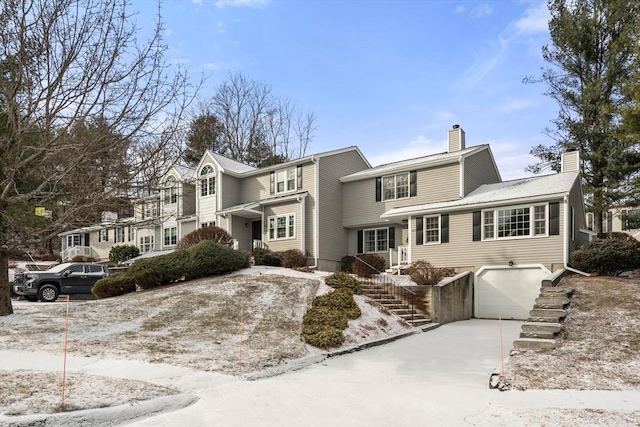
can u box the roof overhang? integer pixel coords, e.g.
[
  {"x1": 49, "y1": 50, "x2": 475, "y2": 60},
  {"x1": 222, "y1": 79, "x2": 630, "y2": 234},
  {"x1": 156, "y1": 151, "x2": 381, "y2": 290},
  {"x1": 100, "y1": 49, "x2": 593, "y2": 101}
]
[{"x1": 217, "y1": 192, "x2": 308, "y2": 218}]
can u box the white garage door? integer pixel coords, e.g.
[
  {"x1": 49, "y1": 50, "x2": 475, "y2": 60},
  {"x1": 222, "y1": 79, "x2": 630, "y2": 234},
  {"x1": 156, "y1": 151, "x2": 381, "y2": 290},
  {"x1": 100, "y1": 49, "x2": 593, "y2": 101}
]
[{"x1": 475, "y1": 265, "x2": 551, "y2": 320}]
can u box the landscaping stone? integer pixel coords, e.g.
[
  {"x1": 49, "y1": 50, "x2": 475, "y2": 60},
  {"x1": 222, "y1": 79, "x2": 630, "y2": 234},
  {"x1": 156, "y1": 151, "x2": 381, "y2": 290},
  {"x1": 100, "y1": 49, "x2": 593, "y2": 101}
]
[{"x1": 512, "y1": 338, "x2": 556, "y2": 350}]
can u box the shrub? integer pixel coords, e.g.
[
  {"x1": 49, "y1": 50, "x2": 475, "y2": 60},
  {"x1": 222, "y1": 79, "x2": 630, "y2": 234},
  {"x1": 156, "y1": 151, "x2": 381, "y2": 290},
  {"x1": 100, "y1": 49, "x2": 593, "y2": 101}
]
[
  {"x1": 301, "y1": 305, "x2": 347, "y2": 348},
  {"x1": 177, "y1": 226, "x2": 234, "y2": 249},
  {"x1": 352, "y1": 253, "x2": 385, "y2": 278},
  {"x1": 324, "y1": 271, "x2": 361, "y2": 294},
  {"x1": 596, "y1": 231, "x2": 638, "y2": 242},
  {"x1": 109, "y1": 245, "x2": 140, "y2": 265},
  {"x1": 92, "y1": 275, "x2": 136, "y2": 299},
  {"x1": 570, "y1": 238, "x2": 640, "y2": 276},
  {"x1": 253, "y1": 248, "x2": 281, "y2": 266},
  {"x1": 127, "y1": 241, "x2": 246, "y2": 290},
  {"x1": 279, "y1": 249, "x2": 307, "y2": 268},
  {"x1": 340, "y1": 255, "x2": 355, "y2": 273},
  {"x1": 302, "y1": 326, "x2": 345, "y2": 349},
  {"x1": 404, "y1": 260, "x2": 456, "y2": 286},
  {"x1": 312, "y1": 288, "x2": 361, "y2": 319}
]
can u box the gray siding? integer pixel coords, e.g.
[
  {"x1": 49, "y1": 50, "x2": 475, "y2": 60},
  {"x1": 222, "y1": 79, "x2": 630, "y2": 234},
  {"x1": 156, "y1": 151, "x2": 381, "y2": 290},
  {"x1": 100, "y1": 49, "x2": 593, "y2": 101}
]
[
  {"x1": 263, "y1": 201, "x2": 303, "y2": 253},
  {"x1": 220, "y1": 174, "x2": 241, "y2": 208},
  {"x1": 409, "y1": 203, "x2": 565, "y2": 271},
  {"x1": 318, "y1": 150, "x2": 370, "y2": 264},
  {"x1": 343, "y1": 162, "x2": 460, "y2": 228},
  {"x1": 463, "y1": 149, "x2": 500, "y2": 196},
  {"x1": 181, "y1": 183, "x2": 196, "y2": 216}
]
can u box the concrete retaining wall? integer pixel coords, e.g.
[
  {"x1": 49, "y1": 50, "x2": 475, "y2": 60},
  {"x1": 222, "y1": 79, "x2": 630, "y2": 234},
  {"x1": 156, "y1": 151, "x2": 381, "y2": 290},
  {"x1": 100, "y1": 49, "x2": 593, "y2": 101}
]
[{"x1": 431, "y1": 272, "x2": 473, "y2": 325}]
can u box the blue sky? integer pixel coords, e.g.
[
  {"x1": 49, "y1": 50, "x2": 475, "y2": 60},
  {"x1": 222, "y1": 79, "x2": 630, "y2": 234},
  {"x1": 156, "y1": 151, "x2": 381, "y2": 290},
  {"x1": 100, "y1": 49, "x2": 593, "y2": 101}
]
[{"x1": 136, "y1": 0, "x2": 556, "y2": 180}]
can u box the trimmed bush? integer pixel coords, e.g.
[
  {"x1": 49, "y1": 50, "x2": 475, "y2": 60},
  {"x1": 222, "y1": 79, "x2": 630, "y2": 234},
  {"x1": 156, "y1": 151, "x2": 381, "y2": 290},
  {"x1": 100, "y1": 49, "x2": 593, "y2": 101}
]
[
  {"x1": 127, "y1": 241, "x2": 246, "y2": 290},
  {"x1": 302, "y1": 326, "x2": 345, "y2": 349},
  {"x1": 340, "y1": 255, "x2": 355, "y2": 273},
  {"x1": 352, "y1": 253, "x2": 385, "y2": 278},
  {"x1": 301, "y1": 305, "x2": 347, "y2": 348},
  {"x1": 109, "y1": 245, "x2": 140, "y2": 265},
  {"x1": 253, "y1": 247, "x2": 281, "y2": 266},
  {"x1": 324, "y1": 271, "x2": 361, "y2": 294},
  {"x1": 92, "y1": 275, "x2": 136, "y2": 299},
  {"x1": 177, "y1": 226, "x2": 234, "y2": 249},
  {"x1": 404, "y1": 260, "x2": 456, "y2": 286},
  {"x1": 312, "y1": 288, "x2": 361, "y2": 319},
  {"x1": 596, "y1": 231, "x2": 638, "y2": 241},
  {"x1": 71, "y1": 255, "x2": 96, "y2": 263},
  {"x1": 570, "y1": 238, "x2": 640, "y2": 276},
  {"x1": 279, "y1": 249, "x2": 307, "y2": 268}
]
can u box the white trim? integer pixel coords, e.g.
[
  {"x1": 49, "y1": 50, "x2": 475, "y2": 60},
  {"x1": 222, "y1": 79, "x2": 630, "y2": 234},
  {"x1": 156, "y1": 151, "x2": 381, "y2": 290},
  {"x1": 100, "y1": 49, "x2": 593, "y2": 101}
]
[
  {"x1": 362, "y1": 227, "x2": 390, "y2": 253},
  {"x1": 422, "y1": 214, "x2": 441, "y2": 245},
  {"x1": 481, "y1": 203, "x2": 549, "y2": 241},
  {"x1": 459, "y1": 156, "x2": 465, "y2": 198},
  {"x1": 381, "y1": 172, "x2": 411, "y2": 201},
  {"x1": 267, "y1": 213, "x2": 296, "y2": 241},
  {"x1": 275, "y1": 167, "x2": 298, "y2": 194}
]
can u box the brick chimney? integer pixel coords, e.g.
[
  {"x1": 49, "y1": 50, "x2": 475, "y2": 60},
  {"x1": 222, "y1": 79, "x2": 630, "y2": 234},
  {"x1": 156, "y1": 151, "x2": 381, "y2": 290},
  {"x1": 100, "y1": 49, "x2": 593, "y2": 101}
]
[
  {"x1": 448, "y1": 124, "x2": 466, "y2": 152},
  {"x1": 561, "y1": 150, "x2": 580, "y2": 173}
]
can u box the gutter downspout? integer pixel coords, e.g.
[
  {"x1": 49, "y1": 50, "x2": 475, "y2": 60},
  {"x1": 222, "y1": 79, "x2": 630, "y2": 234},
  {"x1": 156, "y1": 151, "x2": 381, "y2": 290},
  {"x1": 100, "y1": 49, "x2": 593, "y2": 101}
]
[{"x1": 309, "y1": 156, "x2": 319, "y2": 269}]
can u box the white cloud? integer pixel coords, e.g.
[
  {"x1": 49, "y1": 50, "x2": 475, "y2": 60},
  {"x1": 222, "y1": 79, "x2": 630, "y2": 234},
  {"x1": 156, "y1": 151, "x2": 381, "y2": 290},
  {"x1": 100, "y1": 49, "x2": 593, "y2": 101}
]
[
  {"x1": 514, "y1": 1, "x2": 550, "y2": 35},
  {"x1": 472, "y1": 3, "x2": 493, "y2": 18},
  {"x1": 165, "y1": 29, "x2": 175, "y2": 37},
  {"x1": 217, "y1": 22, "x2": 226, "y2": 34},
  {"x1": 486, "y1": 140, "x2": 538, "y2": 180},
  {"x1": 215, "y1": 0, "x2": 269, "y2": 8},
  {"x1": 368, "y1": 135, "x2": 447, "y2": 167},
  {"x1": 455, "y1": 35, "x2": 508, "y2": 90},
  {"x1": 495, "y1": 97, "x2": 534, "y2": 113},
  {"x1": 455, "y1": 5, "x2": 466, "y2": 14}
]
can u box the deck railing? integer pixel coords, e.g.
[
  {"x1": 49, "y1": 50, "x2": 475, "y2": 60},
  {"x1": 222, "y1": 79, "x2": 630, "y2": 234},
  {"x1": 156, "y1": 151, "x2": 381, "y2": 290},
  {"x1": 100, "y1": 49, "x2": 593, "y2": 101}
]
[
  {"x1": 252, "y1": 240, "x2": 268, "y2": 250},
  {"x1": 61, "y1": 246, "x2": 95, "y2": 261}
]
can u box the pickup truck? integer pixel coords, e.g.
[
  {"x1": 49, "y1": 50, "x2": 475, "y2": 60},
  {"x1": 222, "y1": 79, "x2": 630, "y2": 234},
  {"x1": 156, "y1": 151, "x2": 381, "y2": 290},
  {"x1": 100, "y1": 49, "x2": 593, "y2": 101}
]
[{"x1": 13, "y1": 262, "x2": 109, "y2": 302}]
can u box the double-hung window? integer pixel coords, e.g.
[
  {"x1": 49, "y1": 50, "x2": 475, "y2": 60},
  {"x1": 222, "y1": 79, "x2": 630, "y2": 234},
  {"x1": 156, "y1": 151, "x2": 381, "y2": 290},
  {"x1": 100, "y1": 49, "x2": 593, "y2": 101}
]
[
  {"x1": 268, "y1": 214, "x2": 295, "y2": 240},
  {"x1": 276, "y1": 168, "x2": 296, "y2": 193},
  {"x1": 115, "y1": 227, "x2": 124, "y2": 243},
  {"x1": 200, "y1": 165, "x2": 216, "y2": 197},
  {"x1": 482, "y1": 204, "x2": 547, "y2": 240},
  {"x1": 424, "y1": 216, "x2": 440, "y2": 244},
  {"x1": 382, "y1": 172, "x2": 410, "y2": 201},
  {"x1": 164, "y1": 227, "x2": 177, "y2": 246},
  {"x1": 139, "y1": 236, "x2": 154, "y2": 253},
  {"x1": 99, "y1": 229, "x2": 108, "y2": 242},
  {"x1": 363, "y1": 228, "x2": 388, "y2": 253},
  {"x1": 164, "y1": 176, "x2": 177, "y2": 204}
]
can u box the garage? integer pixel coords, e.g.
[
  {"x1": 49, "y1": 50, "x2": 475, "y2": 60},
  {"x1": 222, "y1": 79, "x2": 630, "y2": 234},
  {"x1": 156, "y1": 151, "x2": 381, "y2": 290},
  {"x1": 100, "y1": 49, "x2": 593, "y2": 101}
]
[{"x1": 475, "y1": 265, "x2": 551, "y2": 320}]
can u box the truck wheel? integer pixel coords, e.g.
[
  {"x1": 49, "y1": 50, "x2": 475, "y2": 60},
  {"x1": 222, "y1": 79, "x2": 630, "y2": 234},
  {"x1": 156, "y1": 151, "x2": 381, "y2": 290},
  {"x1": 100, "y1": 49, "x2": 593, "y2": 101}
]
[{"x1": 38, "y1": 285, "x2": 59, "y2": 302}]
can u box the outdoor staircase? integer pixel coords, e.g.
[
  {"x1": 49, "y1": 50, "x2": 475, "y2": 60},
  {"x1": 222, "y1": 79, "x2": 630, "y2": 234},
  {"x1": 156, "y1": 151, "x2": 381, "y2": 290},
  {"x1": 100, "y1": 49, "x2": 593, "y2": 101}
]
[
  {"x1": 359, "y1": 279, "x2": 433, "y2": 331},
  {"x1": 512, "y1": 285, "x2": 574, "y2": 351}
]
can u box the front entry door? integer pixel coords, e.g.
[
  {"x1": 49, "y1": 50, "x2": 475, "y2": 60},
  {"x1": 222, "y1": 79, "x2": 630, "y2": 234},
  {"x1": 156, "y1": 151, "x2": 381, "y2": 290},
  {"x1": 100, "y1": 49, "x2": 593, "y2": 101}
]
[{"x1": 252, "y1": 220, "x2": 262, "y2": 243}]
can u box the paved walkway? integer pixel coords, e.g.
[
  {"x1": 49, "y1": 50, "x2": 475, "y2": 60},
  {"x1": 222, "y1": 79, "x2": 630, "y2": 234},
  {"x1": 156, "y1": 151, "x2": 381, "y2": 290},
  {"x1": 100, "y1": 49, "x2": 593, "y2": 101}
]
[{"x1": 2, "y1": 319, "x2": 638, "y2": 426}]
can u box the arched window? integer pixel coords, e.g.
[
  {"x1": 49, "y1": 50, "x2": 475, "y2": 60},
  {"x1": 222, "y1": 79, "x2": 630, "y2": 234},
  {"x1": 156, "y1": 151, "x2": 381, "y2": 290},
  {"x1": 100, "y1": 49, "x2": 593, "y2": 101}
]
[
  {"x1": 200, "y1": 165, "x2": 216, "y2": 197},
  {"x1": 164, "y1": 176, "x2": 177, "y2": 204}
]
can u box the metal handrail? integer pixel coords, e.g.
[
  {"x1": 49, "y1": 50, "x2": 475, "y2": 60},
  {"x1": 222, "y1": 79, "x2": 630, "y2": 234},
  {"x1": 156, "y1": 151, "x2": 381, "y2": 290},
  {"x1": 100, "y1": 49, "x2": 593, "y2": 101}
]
[{"x1": 353, "y1": 256, "x2": 418, "y2": 321}]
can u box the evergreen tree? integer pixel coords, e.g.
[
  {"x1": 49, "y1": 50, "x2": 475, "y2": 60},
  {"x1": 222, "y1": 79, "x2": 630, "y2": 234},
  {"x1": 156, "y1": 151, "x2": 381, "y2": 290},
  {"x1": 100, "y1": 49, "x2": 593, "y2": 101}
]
[{"x1": 527, "y1": 0, "x2": 640, "y2": 232}]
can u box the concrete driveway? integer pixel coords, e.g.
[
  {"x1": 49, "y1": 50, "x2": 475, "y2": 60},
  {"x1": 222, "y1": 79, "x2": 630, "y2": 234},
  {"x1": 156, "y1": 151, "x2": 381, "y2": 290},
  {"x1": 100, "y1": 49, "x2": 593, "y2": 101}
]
[{"x1": 2, "y1": 319, "x2": 637, "y2": 426}]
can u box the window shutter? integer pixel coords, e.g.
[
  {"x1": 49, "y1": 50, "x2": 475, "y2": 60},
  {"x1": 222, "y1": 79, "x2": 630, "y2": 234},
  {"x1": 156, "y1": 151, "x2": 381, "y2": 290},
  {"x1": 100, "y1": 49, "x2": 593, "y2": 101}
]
[
  {"x1": 472, "y1": 211, "x2": 481, "y2": 241},
  {"x1": 85, "y1": 233, "x2": 90, "y2": 246},
  {"x1": 410, "y1": 171, "x2": 417, "y2": 197},
  {"x1": 375, "y1": 177, "x2": 382, "y2": 202},
  {"x1": 607, "y1": 212, "x2": 613, "y2": 232},
  {"x1": 622, "y1": 210, "x2": 628, "y2": 230},
  {"x1": 388, "y1": 227, "x2": 395, "y2": 248},
  {"x1": 357, "y1": 230, "x2": 363, "y2": 254},
  {"x1": 270, "y1": 171, "x2": 275, "y2": 194},
  {"x1": 441, "y1": 214, "x2": 449, "y2": 243},
  {"x1": 549, "y1": 202, "x2": 559, "y2": 235},
  {"x1": 297, "y1": 165, "x2": 303, "y2": 189},
  {"x1": 416, "y1": 217, "x2": 423, "y2": 245}
]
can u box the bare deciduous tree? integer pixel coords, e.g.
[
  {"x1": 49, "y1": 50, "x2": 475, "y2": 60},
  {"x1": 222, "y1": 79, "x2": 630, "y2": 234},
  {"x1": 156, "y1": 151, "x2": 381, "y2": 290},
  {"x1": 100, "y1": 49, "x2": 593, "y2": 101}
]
[
  {"x1": 0, "y1": 0, "x2": 198, "y2": 315},
  {"x1": 185, "y1": 72, "x2": 316, "y2": 167}
]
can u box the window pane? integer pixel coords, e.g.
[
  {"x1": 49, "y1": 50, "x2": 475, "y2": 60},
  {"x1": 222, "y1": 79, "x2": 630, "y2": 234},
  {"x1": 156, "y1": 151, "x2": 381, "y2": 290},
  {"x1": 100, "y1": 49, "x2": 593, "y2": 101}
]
[
  {"x1": 396, "y1": 173, "x2": 409, "y2": 198},
  {"x1": 483, "y1": 212, "x2": 494, "y2": 239},
  {"x1": 425, "y1": 216, "x2": 440, "y2": 243},
  {"x1": 376, "y1": 229, "x2": 388, "y2": 252},
  {"x1": 364, "y1": 230, "x2": 376, "y2": 252},
  {"x1": 382, "y1": 176, "x2": 395, "y2": 200},
  {"x1": 498, "y1": 208, "x2": 530, "y2": 237},
  {"x1": 288, "y1": 215, "x2": 295, "y2": 237},
  {"x1": 287, "y1": 169, "x2": 296, "y2": 191},
  {"x1": 534, "y1": 205, "x2": 546, "y2": 235},
  {"x1": 277, "y1": 217, "x2": 287, "y2": 238}
]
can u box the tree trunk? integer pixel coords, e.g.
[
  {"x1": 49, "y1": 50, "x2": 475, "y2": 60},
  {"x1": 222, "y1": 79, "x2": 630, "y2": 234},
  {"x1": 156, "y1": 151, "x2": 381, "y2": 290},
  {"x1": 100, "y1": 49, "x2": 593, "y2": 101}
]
[{"x1": 0, "y1": 245, "x2": 13, "y2": 316}]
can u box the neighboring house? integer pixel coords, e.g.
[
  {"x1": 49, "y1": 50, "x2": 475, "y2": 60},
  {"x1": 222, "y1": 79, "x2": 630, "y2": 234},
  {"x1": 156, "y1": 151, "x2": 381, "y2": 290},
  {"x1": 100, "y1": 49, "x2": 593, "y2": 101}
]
[
  {"x1": 585, "y1": 207, "x2": 640, "y2": 240},
  {"x1": 59, "y1": 214, "x2": 136, "y2": 262},
  {"x1": 57, "y1": 125, "x2": 588, "y2": 320}
]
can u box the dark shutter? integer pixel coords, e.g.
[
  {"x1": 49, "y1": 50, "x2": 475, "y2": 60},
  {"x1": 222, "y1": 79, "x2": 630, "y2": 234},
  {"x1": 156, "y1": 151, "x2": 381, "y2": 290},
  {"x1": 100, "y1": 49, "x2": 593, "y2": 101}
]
[
  {"x1": 441, "y1": 214, "x2": 449, "y2": 243},
  {"x1": 85, "y1": 233, "x2": 90, "y2": 246},
  {"x1": 549, "y1": 202, "x2": 559, "y2": 235},
  {"x1": 270, "y1": 171, "x2": 275, "y2": 194},
  {"x1": 388, "y1": 227, "x2": 395, "y2": 248},
  {"x1": 607, "y1": 212, "x2": 613, "y2": 232},
  {"x1": 297, "y1": 165, "x2": 303, "y2": 189},
  {"x1": 410, "y1": 171, "x2": 417, "y2": 197},
  {"x1": 622, "y1": 210, "x2": 628, "y2": 230},
  {"x1": 472, "y1": 211, "x2": 481, "y2": 241},
  {"x1": 375, "y1": 177, "x2": 382, "y2": 202},
  {"x1": 357, "y1": 230, "x2": 363, "y2": 254},
  {"x1": 416, "y1": 217, "x2": 423, "y2": 245}
]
